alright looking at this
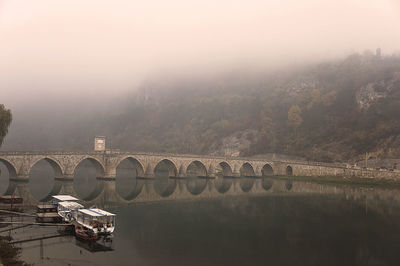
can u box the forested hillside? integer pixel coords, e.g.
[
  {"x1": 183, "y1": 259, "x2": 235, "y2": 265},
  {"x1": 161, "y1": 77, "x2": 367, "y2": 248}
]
[
  {"x1": 4, "y1": 51, "x2": 400, "y2": 163},
  {"x1": 96, "y1": 51, "x2": 400, "y2": 162}
]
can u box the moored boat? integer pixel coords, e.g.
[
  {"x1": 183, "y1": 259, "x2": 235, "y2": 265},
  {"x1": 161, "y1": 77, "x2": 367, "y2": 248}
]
[
  {"x1": 74, "y1": 208, "x2": 116, "y2": 235},
  {"x1": 51, "y1": 195, "x2": 80, "y2": 207},
  {"x1": 57, "y1": 201, "x2": 84, "y2": 222},
  {"x1": 75, "y1": 224, "x2": 98, "y2": 241}
]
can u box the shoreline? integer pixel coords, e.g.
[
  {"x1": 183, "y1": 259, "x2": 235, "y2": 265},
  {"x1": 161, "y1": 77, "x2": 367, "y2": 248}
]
[{"x1": 268, "y1": 175, "x2": 400, "y2": 189}]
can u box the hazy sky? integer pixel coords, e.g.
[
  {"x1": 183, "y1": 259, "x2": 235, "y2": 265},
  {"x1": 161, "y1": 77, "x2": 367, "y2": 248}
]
[{"x1": 1, "y1": 0, "x2": 400, "y2": 108}]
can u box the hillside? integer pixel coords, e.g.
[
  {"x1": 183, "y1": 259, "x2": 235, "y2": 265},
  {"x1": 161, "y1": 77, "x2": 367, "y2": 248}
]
[
  {"x1": 96, "y1": 51, "x2": 400, "y2": 162},
  {"x1": 3, "y1": 51, "x2": 400, "y2": 163}
]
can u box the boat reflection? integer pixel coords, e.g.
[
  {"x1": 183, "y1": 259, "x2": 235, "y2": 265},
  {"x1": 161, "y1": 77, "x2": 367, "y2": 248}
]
[{"x1": 75, "y1": 238, "x2": 114, "y2": 252}]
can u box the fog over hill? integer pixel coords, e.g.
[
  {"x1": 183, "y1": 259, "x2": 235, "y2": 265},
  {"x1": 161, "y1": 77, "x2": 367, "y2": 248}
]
[
  {"x1": 1, "y1": 0, "x2": 400, "y2": 162},
  {"x1": 3, "y1": 52, "x2": 400, "y2": 163}
]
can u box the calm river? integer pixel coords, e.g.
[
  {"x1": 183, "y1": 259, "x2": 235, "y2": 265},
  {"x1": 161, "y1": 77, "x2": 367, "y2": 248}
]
[{"x1": 1, "y1": 173, "x2": 400, "y2": 266}]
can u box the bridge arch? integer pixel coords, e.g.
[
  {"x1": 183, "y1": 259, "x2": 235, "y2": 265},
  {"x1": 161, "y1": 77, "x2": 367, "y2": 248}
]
[
  {"x1": 29, "y1": 157, "x2": 63, "y2": 179},
  {"x1": 73, "y1": 156, "x2": 105, "y2": 178},
  {"x1": 154, "y1": 159, "x2": 178, "y2": 178},
  {"x1": 1, "y1": 180, "x2": 17, "y2": 196},
  {"x1": 215, "y1": 161, "x2": 233, "y2": 177},
  {"x1": 116, "y1": 156, "x2": 145, "y2": 178},
  {"x1": 286, "y1": 165, "x2": 293, "y2": 176},
  {"x1": 186, "y1": 160, "x2": 207, "y2": 177},
  {"x1": 261, "y1": 164, "x2": 274, "y2": 176},
  {"x1": 0, "y1": 157, "x2": 17, "y2": 179},
  {"x1": 240, "y1": 162, "x2": 255, "y2": 177},
  {"x1": 28, "y1": 157, "x2": 65, "y2": 201}
]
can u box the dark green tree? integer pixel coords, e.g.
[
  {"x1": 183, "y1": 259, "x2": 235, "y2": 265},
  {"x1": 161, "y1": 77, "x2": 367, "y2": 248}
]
[{"x1": 0, "y1": 104, "x2": 12, "y2": 147}]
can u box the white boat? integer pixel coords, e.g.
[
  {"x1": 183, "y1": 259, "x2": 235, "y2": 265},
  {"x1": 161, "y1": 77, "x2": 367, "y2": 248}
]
[
  {"x1": 57, "y1": 201, "x2": 84, "y2": 222},
  {"x1": 52, "y1": 195, "x2": 80, "y2": 206},
  {"x1": 74, "y1": 208, "x2": 116, "y2": 235}
]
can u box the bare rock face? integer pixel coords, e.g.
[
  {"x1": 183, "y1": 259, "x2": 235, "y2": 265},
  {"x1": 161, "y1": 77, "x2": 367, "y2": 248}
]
[
  {"x1": 287, "y1": 78, "x2": 318, "y2": 97},
  {"x1": 210, "y1": 129, "x2": 258, "y2": 157},
  {"x1": 356, "y1": 72, "x2": 400, "y2": 110}
]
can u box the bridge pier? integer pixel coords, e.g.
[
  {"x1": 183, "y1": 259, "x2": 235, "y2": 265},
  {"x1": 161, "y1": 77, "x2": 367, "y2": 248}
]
[
  {"x1": 10, "y1": 175, "x2": 29, "y2": 182},
  {"x1": 178, "y1": 165, "x2": 187, "y2": 178},
  {"x1": 56, "y1": 174, "x2": 74, "y2": 181}
]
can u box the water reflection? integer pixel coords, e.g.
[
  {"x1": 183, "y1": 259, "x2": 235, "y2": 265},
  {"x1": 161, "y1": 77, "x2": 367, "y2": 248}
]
[
  {"x1": 153, "y1": 176, "x2": 177, "y2": 197},
  {"x1": 4, "y1": 177, "x2": 400, "y2": 265},
  {"x1": 0, "y1": 162, "x2": 10, "y2": 195},
  {"x1": 214, "y1": 176, "x2": 233, "y2": 194},
  {"x1": 29, "y1": 160, "x2": 57, "y2": 201},
  {"x1": 186, "y1": 177, "x2": 208, "y2": 195},
  {"x1": 115, "y1": 158, "x2": 144, "y2": 200},
  {"x1": 5, "y1": 176, "x2": 400, "y2": 213},
  {"x1": 261, "y1": 177, "x2": 273, "y2": 190},
  {"x1": 239, "y1": 177, "x2": 255, "y2": 192},
  {"x1": 73, "y1": 160, "x2": 100, "y2": 200}
]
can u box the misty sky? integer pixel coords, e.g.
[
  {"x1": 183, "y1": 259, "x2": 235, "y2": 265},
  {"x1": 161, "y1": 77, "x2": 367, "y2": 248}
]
[{"x1": 1, "y1": 0, "x2": 400, "y2": 108}]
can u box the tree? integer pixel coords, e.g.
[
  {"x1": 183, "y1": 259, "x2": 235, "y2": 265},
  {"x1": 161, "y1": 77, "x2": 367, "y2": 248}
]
[
  {"x1": 287, "y1": 105, "x2": 303, "y2": 129},
  {"x1": 0, "y1": 104, "x2": 12, "y2": 147}
]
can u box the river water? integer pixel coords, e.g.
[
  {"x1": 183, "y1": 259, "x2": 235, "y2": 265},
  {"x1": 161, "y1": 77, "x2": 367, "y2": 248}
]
[{"x1": 2, "y1": 174, "x2": 400, "y2": 266}]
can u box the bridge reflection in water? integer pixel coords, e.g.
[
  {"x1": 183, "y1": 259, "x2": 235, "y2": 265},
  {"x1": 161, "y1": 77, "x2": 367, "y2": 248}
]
[
  {"x1": 3, "y1": 174, "x2": 400, "y2": 210},
  {"x1": 1, "y1": 176, "x2": 283, "y2": 207}
]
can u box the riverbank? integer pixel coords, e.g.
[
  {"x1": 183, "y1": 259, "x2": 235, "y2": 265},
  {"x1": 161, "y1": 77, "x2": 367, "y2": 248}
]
[
  {"x1": 271, "y1": 175, "x2": 400, "y2": 188},
  {"x1": 0, "y1": 217, "x2": 30, "y2": 266},
  {"x1": 0, "y1": 236, "x2": 31, "y2": 266}
]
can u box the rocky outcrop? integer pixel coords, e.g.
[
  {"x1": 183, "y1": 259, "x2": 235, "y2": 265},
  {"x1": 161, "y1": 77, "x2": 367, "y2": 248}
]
[
  {"x1": 356, "y1": 72, "x2": 400, "y2": 110},
  {"x1": 210, "y1": 129, "x2": 258, "y2": 157}
]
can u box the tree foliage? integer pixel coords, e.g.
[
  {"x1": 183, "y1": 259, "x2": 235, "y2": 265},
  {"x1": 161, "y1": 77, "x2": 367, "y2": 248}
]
[{"x1": 0, "y1": 104, "x2": 12, "y2": 147}]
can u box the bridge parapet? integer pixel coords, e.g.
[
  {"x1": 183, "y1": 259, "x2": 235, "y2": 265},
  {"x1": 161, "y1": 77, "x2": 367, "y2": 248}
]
[{"x1": 0, "y1": 150, "x2": 399, "y2": 180}]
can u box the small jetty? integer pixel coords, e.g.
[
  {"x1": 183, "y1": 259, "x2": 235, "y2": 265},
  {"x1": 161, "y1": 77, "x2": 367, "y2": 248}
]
[
  {"x1": 0, "y1": 196, "x2": 24, "y2": 211},
  {"x1": 1, "y1": 194, "x2": 115, "y2": 247},
  {"x1": 36, "y1": 204, "x2": 62, "y2": 223}
]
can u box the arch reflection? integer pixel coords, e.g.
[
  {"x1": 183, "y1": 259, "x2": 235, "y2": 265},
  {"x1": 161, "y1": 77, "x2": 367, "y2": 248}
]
[
  {"x1": 186, "y1": 177, "x2": 208, "y2": 195},
  {"x1": 0, "y1": 161, "x2": 10, "y2": 196},
  {"x1": 74, "y1": 159, "x2": 105, "y2": 201},
  {"x1": 154, "y1": 177, "x2": 177, "y2": 198},
  {"x1": 214, "y1": 177, "x2": 233, "y2": 194},
  {"x1": 116, "y1": 158, "x2": 145, "y2": 200},
  {"x1": 285, "y1": 181, "x2": 293, "y2": 191},
  {"x1": 240, "y1": 177, "x2": 255, "y2": 192},
  {"x1": 29, "y1": 159, "x2": 59, "y2": 201},
  {"x1": 261, "y1": 178, "x2": 274, "y2": 191}
]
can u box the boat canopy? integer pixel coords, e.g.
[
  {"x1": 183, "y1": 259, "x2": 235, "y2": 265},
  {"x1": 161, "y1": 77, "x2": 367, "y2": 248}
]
[
  {"x1": 79, "y1": 208, "x2": 115, "y2": 217},
  {"x1": 58, "y1": 201, "x2": 84, "y2": 210},
  {"x1": 52, "y1": 195, "x2": 79, "y2": 201}
]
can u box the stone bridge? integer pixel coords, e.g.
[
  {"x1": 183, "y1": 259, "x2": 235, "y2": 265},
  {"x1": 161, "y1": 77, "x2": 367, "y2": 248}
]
[{"x1": 0, "y1": 150, "x2": 399, "y2": 181}]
